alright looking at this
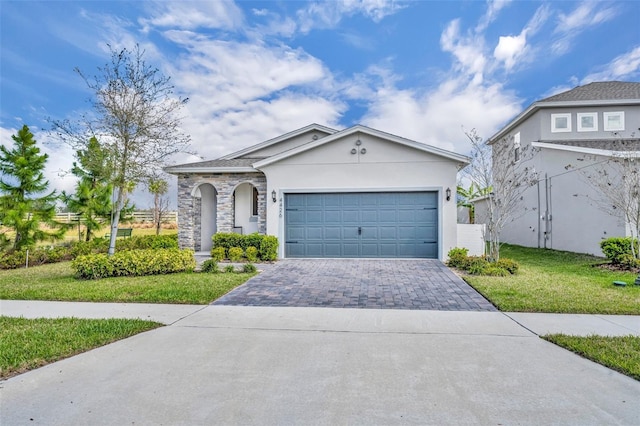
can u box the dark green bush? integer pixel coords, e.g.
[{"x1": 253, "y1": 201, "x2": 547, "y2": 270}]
[
  {"x1": 72, "y1": 248, "x2": 195, "y2": 279},
  {"x1": 495, "y1": 258, "x2": 519, "y2": 274},
  {"x1": 224, "y1": 265, "x2": 235, "y2": 273},
  {"x1": 600, "y1": 237, "x2": 639, "y2": 265},
  {"x1": 210, "y1": 247, "x2": 226, "y2": 262},
  {"x1": 70, "y1": 238, "x2": 109, "y2": 258},
  {"x1": 212, "y1": 233, "x2": 279, "y2": 261},
  {"x1": 228, "y1": 247, "x2": 244, "y2": 262},
  {"x1": 259, "y1": 235, "x2": 278, "y2": 261},
  {"x1": 466, "y1": 256, "x2": 490, "y2": 275},
  {"x1": 243, "y1": 263, "x2": 257, "y2": 273},
  {"x1": 447, "y1": 247, "x2": 469, "y2": 268},
  {"x1": 116, "y1": 234, "x2": 178, "y2": 251},
  {"x1": 200, "y1": 259, "x2": 219, "y2": 273},
  {"x1": 245, "y1": 246, "x2": 258, "y2": 262}
]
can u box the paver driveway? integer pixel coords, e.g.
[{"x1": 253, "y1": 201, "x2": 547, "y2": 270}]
[{"x1": 214, "y1": 259, "x2": 496, "y2": 311}]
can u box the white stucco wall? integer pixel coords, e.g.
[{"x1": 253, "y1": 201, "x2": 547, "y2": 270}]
[
  {"x1": 257, "y1": 134, "x2": 463, "y2": 260},
  {"x1": 498, "y1": 148, "x2": 627, "y2": 256}
]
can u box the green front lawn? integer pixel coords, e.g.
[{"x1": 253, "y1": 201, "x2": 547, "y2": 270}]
[
  {"x1": 0, "y1": 316, "x2": 161, "y2": 379},
  {"x1": 0, "y1": 262, "x2": 255, "y2": 304},
  {"x1": 464, "y1": 245, "x2": 640, "y2": 314},
  {"x1": 543, "y1": 334, "x2": 640, "y2": 381}
]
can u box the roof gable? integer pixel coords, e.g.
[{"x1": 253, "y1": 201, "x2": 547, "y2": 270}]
[
  {"x1": 253, "y1": 124, "x2": 470, "y2": 168},
  {"x1": 220, "y1": 123, "x2": 336, "y2": 160}
]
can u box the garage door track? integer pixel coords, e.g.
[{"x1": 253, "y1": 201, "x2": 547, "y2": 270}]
[{"x1": 214, "y1": 259, "x2": 496, "y2": 311}]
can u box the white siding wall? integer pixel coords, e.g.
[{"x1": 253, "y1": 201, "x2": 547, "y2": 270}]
[{"x1": 456, "y1": 224, "x2": 486, "y2": 256}]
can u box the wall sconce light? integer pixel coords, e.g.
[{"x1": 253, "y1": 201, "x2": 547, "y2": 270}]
[
  {"x1": 271, "y1": 190, "x2": 277, "y2": 203},
  {"x1": 445, "y1": 187, "x2": 451, "y2": 201}
]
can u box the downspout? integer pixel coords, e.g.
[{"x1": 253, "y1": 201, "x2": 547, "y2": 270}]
[
  {"x1": 537, "y1": 180, "x2": 541, "y2": 248},
  {"x1": 544, "y1": 173, "x2": 549, "y2": 249},
  {"x1": 548, "y1": 176, "x2": 553, "y2": 249}
]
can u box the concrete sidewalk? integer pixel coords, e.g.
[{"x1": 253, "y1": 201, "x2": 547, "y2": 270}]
[
  {"x1": 1, "y1": 299, "x2": 638, "y2": 336},
  {"x1": 1, "y1": 304, "x2": 639, "y2": 425}
]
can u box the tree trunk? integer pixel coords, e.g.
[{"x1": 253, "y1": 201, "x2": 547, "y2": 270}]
[{"x1": 108, "y1": 187, "x2": 125, "y2": 256}]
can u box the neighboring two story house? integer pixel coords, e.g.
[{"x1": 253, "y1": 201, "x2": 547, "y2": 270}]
[{"x1": 486, "y1": 81, "x2": 640, "y2": 256}]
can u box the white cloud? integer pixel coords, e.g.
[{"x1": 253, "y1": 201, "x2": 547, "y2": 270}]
[
  {"x1": 492, "y1": 4, "x2": 550, "y2": 71},
  {"x1": 360, "y1": 71, "x2": 521, "y2": 154},
  {"x1": 476, "y1": 0, "x2": 512, "y2": 33},
  {"x1": 296, "y1": 0, "x2": 404, "y2": 33},
  {"x1": 161, "y1": 31, "x2": 345, "y2": 158},
  {"x1": 440, "y1": 19, "x2": 487, "y2": 85},
  {"x1": 139, "y1": 1, "x2": 244, "y2": 31},
  {"x1": 552, "y1": 2, "x2": 617, "y2": 55},
  {"x1": 581, "y1": 46, "x2": 640, "y2": 83}
]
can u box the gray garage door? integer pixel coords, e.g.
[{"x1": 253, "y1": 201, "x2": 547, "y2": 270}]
[{"x1": 285, "y1": 192, "x2": 438, "y2": 258}]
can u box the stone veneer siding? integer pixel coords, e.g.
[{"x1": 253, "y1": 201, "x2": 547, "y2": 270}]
[{"x1": 177, "y1": 172, "x2": 267, "y2": 251}]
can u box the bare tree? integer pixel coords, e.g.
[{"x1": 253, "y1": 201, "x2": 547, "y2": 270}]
[
  {"x1": 578, "y1": 138, "x2": 640, "y2": 259},
  {"x1": 53, "y1": 44, "x2": 191, "y2": 255},
  {"x1": 463, "y1": 128, "x2": 537, "y2": 261},
  {"x1": 147, "y1": 175, "x2": 170, "y2": 236}
]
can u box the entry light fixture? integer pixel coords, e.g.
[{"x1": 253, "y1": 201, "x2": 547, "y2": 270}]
[
  {"x1": 271, "y1": 190, "x2": 277, "y2": 203},
  {"x1": 445, "y1": 187, "x2": 451, "y2": 201}
]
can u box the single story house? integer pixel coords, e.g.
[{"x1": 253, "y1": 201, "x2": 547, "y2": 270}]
[{"x1": 165, "y1": 124, "x2": 470, "y2": 260}]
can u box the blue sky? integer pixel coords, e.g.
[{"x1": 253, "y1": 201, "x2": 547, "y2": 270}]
[{"x1": 1, "y1": 0, "x2": 639, "y2": 207}]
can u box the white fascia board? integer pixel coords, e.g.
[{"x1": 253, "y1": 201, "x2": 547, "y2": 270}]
[
  {"x1": 219, "y1": 123, "x2": 338, "y2": 160},
  {"x1": 163, "y1": 167, "x2": 257, "y2": 175},
  {"x1": 487, "y1": 98, "x2": 640, "y2": 145},
  {"x1": 253, "y1": 124, "x2": 470, "y2": 168},
  {"x1": 531, "y1": 142, "x2": 640, "y2": 158}
]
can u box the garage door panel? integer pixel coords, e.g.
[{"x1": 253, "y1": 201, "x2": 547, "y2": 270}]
[{"x1": 285, "y1": 192, "x2": 438, "y2": 258}]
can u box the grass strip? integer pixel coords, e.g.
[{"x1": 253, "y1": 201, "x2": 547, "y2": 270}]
[
  {"x1": 0, "y1": 262, "x2": 255, "y2": 304},
  {"x1": 0, "y1": 316, "x2": 161, "y2": 379},
  {"x1": 464, "y1": 245, "x2": 640, "y2": 314},
  {"x1": 543, "y1": 334, "x2": 640, "y2": 381}
]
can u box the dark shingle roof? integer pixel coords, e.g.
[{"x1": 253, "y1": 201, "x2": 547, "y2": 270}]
[
  {"x1": 169, "y1": 158, "x2": 262, "y2": 168},
  {"x1": 542, "y1": 139, "x2": 640, "y2": 151},
  {"x1": 539, "y1": 81, "x2": 640, "y2": 103}
]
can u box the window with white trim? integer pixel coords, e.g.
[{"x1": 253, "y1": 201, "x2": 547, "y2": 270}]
[
  {"x1": 513, "y1": 132, "x2": 521, "y2": 162},
  {"x1": 551, "y1": 113, "x2": 571, "y2": 132},
  {"x1": 603, "y1": 111, "x2": 625, "y2": 131},
  {"x1": 577, "y1": 112, "x2": 598, "y2": 132}
]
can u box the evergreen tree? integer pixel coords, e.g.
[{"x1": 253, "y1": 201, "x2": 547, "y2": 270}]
[
  {"x1": 0, "y1": 125, "x2": 65, "y2": 249},
  {"x1": 62, "y1": 137, "x2": 114, "y2": 241}
]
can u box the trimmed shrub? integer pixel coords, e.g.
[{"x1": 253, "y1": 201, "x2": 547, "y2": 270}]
[
  {"x1": 600, "y1": 237, "x2": 639, "y2": 265},
  {"x1": 224, "y1": 265, "x2": 235, "y2": 273},
  {"x1": 259, "y1": 236, "x2": 278, "y2": 261},
  {"x1": 466, "y1": 256, "x2": 490, "y2": 275},
  {"x1": 245, "y1": 246, "x2": 258, "y2": 262},
  {"x1": 201, "y1": 259, "x2": 219, "y2": 273},
  {"x1": 0, "y1": 246, "x2": 74, "y2": 270},
  {"x1": 495, "y1": 258, "x2": 519, "y2": 274},
  {"x1": 212, "y1": 233, "x2": 279, "y2": 261},
  {"x1": 210, "y1": 246, "x2": 226, "y2": 262},
  {"x1": 447, "y1": 247, "x2": 469, "y2": 268},
  {"x1": 243, "y1": 263, "x2": 257, "y2": 273},
  {"x1": 483, "y1": 266, "x2": 510, "y2": 276},
  {"x1": 228, "y1": 247, "x2": 244, "y2": 262},
  {"x1": 69, "y1": 238, "x2": 109, "y2": 258},
  {"x1": 72, "y1": 248, "x2": 195, "y2": 279},
  {"x1": 116, "y1": 234, "x2": 178, "y2": 251}
]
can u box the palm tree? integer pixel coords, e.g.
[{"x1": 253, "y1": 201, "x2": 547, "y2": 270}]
[{"x1": 457, "y1": 182, "x2": 492, "y2": 224}]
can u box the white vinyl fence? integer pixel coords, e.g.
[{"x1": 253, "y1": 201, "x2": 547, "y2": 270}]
[{"x1": 456, "y1": 224, "x2": 486, "y2": 256}]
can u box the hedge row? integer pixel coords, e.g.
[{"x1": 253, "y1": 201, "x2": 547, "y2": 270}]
[
  {"x1": 212, "y1": 233, "x2": 278, "y2": 261},
  {"x1": 0, "y1": 234, "x2": 179, "y2": 270},
  {"x1": 446, "y1": 247, "x2": 519, "y2": 276},
  {"x1": 72, "y1": 248, "x2": 195, "y2": 279}
]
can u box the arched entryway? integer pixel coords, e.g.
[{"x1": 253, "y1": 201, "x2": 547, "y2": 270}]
[
  {"x1": 233, "y1": 182, "x2": 259, "y2": 235},
  {"x1": 193, "y1": 183, "x2": 217, "y2": 251}
]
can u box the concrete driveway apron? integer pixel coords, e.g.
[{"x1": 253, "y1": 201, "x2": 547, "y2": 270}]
[{"x1": 214, "y1": 259, "x2": 496, "y2": 311}]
